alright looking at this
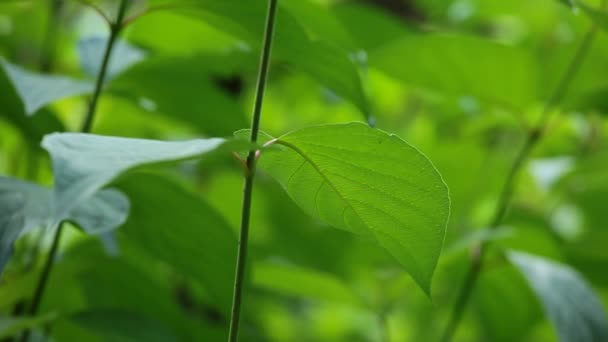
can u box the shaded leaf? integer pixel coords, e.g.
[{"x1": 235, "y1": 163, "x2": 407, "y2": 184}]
[
  {"x1": 509, "y1": 251, "x2": 608, "y2": 342},
  {"x1": 473, "y1": 263, "x2": 543, "y2": 342},
  {"x1": 256, "y1": 122, "x2": 450, "y2": 293},
  {"x1": 68, "y1": 310, "x2": 178, "y2": 342},
  {"x1": 109, "y1": 56, "x2": 247, "y2": 136},
  {"x1": 116, "y1": 174, "x2": 237, "y2": 313}
]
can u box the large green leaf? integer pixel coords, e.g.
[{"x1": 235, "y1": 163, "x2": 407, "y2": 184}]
[
  {"x1": 41, "y1": 133, "x2": 246, "y2": 224},
  {"x1": 255, "y1": 122, "x2": 450, "y2": 293},
  {"x1": 116, "y1": 174, "x2": 237, "y2": 314},
  {"x1": 0, "y1": 58, "x2": 94, "y2": 115},
  {"x1": 0, "y1": 176, "x2": 129, "y2": 274},
  {"x1": 509, "y1": 251, "x2": 608, "y2": 342},
  {"x1": 369, "y1": 34, "x2": 538, "y2": 109}
]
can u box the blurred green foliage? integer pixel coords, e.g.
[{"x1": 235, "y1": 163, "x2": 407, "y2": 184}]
[{"x1": 1, "y1": 0, "x2": 608, "y2": 341}]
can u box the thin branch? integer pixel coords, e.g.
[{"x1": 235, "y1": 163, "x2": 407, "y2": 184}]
[{"x1": 227, "y1": 0, "x2": 278, "y2": 341}]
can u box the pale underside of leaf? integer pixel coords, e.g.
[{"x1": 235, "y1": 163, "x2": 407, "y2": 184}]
[
  {"x1": 0, "y1": 58, "x2": 94, "y2": 115},
  {"x1": 41, "y1": 134, "x2": 251, "y2": 233},
  {"x1": 78, "y1": 37, "x2": 147, "y2": 81},
  {"x1": 509, "y1": 251, "x2": 608, "y2": 342},
  {"x1": 41, "y1": 133, "x2": 235, "y2": 223},
  {"x1": 0, "y1": 177, "x2": 129, "y2": 275}
]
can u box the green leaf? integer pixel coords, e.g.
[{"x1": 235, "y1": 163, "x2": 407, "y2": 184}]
[
  {"x1": 68, "y1": 310, "x2": 178, "y2": 342},
  {"x1": 116, "y1": 174, "x2": 237, "y2": 313},
  {"x1": 0, "y1": 177, "x2": 129, "y2": 274},
  {"x1": 41, "y1": 133, "x2": 246, "y2": 224},
  {"x1": 370, "y1": 34, "x2": 538, "y2": 108},
  {"x1": 279, "y1": 40, "x2": 371, "y2": 118},
  {"x1": 0, "y1": 313, "x2": 57, "y2": 339},
  {"x1": 256, "y1": 122, "x2": 450, "y2": 293},
  {"x1": 253, "y1": 262, "x2": 359, "y2": 304},
  {"x1": 334, "y1": 3, "x2": 411, "y2": 52},
  {"x1": 509, "y1": 251, "x2": 608, "y2": 342},
  {"x1": 279, "y1": 0, "x2": 355, "y2": 50},
  {"x1": 109, "y1": 56, "x2": 248, "y2": 136},
  {"x1": 78, "y1": 37, "x2": 147, "y2": 81},
  {"x1": 146, "y1": 0, "x2": 371, "y2": 116},
  {"x1": 0, "y1": 58, "x2": 94, "y2": 115}
]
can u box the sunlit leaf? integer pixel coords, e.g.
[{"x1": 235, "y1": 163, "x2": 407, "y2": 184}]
[
  {"x1": 509, "y1": 251, "x2": 608, "y2": 342},
  {"x1": 255, "y1": 122, "x2": 450, "y2": 293}
]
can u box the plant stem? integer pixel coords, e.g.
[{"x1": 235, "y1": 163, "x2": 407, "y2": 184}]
[
  {"x1": 228, "y1": 0, "x2": 278, "y2": 341},
  {"x1": 80, "y1": 0, "x2": 130, "y2": 133},
  {"x1": 439, "y1": 18, "x2": 601, "y2": 342},
  {"x1": 18, "y1": 2, "x2": 131, "y2": 341}
]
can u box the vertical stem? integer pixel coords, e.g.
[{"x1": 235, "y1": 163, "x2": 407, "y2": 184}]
[
  {"x1": 80, "y1": 0, "x2": 130, "y2": 133},
  {"x1": 439, "y1": 16, "x2": 602, "y2": 342},
  {"x1": 227, "y1": 0, "x2": 278, "y2": 341},
  {"x1": 18, "y1": 2, "x2": 131, "y2": 341}
]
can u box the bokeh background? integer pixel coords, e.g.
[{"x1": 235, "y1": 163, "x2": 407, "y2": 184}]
[{"x1": 1, "y1": 0, "x2": 607, "y2": 341}]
